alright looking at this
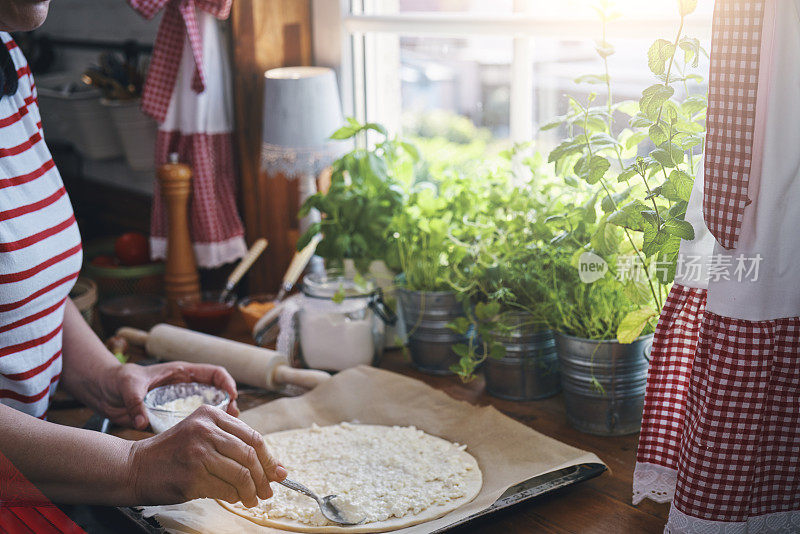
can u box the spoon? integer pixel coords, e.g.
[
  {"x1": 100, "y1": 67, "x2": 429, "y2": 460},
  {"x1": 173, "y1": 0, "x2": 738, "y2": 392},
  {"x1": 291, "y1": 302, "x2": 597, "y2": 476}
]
[{"x1": 278, "y1": 478, "x2": 365, "y2": 526}]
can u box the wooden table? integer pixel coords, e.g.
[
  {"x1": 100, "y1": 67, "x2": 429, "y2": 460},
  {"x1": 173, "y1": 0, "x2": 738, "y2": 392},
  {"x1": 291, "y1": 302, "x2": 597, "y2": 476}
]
[{"x1": 48, "y1": 328, "x2": 669, "y2": 534}]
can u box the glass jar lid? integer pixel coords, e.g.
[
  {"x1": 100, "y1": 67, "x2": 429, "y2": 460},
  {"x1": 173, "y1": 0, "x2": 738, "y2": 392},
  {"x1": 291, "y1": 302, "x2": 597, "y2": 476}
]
[{"x1": 302, "y1": 272, "x2": 377, "y2": 300}]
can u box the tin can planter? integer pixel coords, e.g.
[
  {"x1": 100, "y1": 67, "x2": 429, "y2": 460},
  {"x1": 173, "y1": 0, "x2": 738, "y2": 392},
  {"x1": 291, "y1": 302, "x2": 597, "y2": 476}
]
[
  {"x1": 484, "y1": 312, "x2": 560, "y2": 401},
  {"x1": 396, "y1": 288, "x2": 466, "y2": 375},
  {"x1": 556, "y1": 333, "x2": 652, "y2": 436}
]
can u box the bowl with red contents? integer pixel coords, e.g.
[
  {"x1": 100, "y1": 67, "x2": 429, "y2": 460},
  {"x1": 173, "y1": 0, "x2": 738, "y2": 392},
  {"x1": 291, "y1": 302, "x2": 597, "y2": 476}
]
[{"x1": 177, "y1": 291, "x2": 236, "y2": 335}]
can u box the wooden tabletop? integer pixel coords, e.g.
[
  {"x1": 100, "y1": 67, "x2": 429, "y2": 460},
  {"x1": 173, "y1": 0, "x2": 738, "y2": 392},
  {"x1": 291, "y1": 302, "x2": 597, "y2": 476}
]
[{"x1": 48, "y1": 323, "x2": 669, "y2": 534}]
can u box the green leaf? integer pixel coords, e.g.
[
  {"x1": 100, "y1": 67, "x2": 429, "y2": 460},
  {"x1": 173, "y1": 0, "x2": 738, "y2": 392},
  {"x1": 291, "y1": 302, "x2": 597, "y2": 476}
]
[
  {"x1": 680, "y1": 134, "x2": 704, "y2": 151},
  {"x1": 330, "y1": 125, "x2": 358, "y2": 140},
  {"x1": 608, "y1": 200, "x2": 649, "y2": 231},
  {"x1": 548, "y1": 138, "x2": 583, "y2": 163},
  {"x1": 591, "y1": 220, "x2": 619, "y2": 255},
  {"x1": 641, "y1": 209, "x2": 662, "y2": 229},
  {"x1": 630, "y1": 113, "x2": 654, "y2": 128},
  {"x1": 447, "y1": 317, "x2": 471, "y2": 335},
  {"x1": 574, "y1": 155, "x2": 610, "y2": 185},
  {"x1": 649, "y1": 123, "x2": 668, "y2": 146},
  {"x1": 574, "y1": 74, "x2": 609, "y2": 84},
  {"x1": 640, "y1": 84, "x2": 675, "y2": 119},
  {"x1": 617, "y1": 166, "x2": 638, "y2": 183},
  {"x1": 664, "y1": 218, "x2": 695, "y2": 240},
  {"x1": 601, "y1": 187, "x2": 631, "y2": 212},
  {"x1": 582, "y1": 192, "x2": 598, "y2": 223},
  {"x1": 595, "y1": 40, "x2": 615, "y2": 58},
  {"x1": 488, "y1": 343, "x2": 507, "y2": 360},
  {"x1": 643, "y1": 225, "x2": 669, "y2": 257},
  {"x1": 398, "y1": 140, "x2": 420, "y2": 160},
  {"x1": 617, "y1": 307, "x2": 659, "y2": 344},
  {"x1": 364, "y1": 122, "x2": 389, "y2": 136},
  {"x1": 614, "y1": 100, "x2": 640, "y2": 117},
  {"x1": 679, "y1": 36, "x2": 701, "y2": 67},
  {"x1": 675, "y1": 120, "x2": 705, "y2": 134},
  {"x1": 539, "y1": 118, "x2": 564, "y2": 131},
  {"x1": 625, "y1": 131, "x2": 648, "y2": 151},
  {"x1": 679, "y1": 0, "x2": 698, "y2": 16},
  {"x1": 668, "y1": 169, "x2": 694, "y2": 201},
  {"x1": 332, "y1": 288, "x2": 345, "y2": 304},
  {"x1": 647, "y1": 39, "x2": 675, "y2": 76},
  {"x1": 452, "y1": 344, "x2": 469, "y2": 358},
  {"x1": 475, "y1": 301, "x2": 501, "y2": 321}
]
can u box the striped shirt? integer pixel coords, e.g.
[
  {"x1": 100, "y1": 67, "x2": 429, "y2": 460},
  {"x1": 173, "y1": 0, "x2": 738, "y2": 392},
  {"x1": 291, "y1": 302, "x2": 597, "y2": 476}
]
[{"x1": 0, "y1": 33, "x2": 82, "y2": 419}]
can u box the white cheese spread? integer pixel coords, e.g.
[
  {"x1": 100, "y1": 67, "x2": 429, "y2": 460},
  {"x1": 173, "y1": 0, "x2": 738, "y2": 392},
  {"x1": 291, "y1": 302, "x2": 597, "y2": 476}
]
[
  {"x1": 232, "y1": 422, "x2": 477, "y2": 527},
  {"x1": 154, "y1": 394, "x2": 206, "y2": 413}
]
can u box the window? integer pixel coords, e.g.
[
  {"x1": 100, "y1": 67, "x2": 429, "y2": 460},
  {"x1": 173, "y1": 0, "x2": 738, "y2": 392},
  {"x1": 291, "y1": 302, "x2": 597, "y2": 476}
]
[{"x1": 313, "y1": 0, "x2": 713, "y2": 154}]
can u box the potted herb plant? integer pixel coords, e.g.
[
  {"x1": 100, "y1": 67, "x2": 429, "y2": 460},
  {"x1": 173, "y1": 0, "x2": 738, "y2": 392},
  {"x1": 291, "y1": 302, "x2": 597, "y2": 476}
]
[
  {"x1": 541, "y1": 0, "x2": 706, "y2": 435},
  {"x1": 392, "y1": 170, "x2": 486, "y2": 374},
  {"x1": 446, "y1": 170, "x2": 563, "y2": 400},
  {"x1": 297, "y1": 119, "x2": 418, "y2": 347}
]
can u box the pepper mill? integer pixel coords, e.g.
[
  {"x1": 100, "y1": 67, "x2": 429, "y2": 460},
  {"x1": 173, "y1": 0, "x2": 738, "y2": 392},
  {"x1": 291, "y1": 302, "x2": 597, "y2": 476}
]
[{"x1": 159, "y1": 153, "x2": 201, "y2": 319}]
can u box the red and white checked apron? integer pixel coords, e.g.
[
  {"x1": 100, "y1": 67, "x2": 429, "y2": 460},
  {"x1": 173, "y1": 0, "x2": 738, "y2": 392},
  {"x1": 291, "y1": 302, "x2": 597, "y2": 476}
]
[
  {"x1": 634, "y1": 1, "x2": 800, "y2": 532},
  {"x1": 128, "y1": 0, "x2": 246, "y2": 268}
]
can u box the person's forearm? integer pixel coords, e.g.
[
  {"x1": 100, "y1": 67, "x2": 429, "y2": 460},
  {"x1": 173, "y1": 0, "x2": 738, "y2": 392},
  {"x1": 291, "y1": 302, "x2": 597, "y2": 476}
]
[
  {"x1": 60, "y1": 299, "x2": 121, "y2": 411},
  {"x1": 0, "y1": 403, "x2": 136, "y2": 504}
]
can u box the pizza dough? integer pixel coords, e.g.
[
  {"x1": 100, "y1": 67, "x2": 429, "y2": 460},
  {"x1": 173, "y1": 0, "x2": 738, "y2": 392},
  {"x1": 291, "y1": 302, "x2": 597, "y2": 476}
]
[{"x1": 218, "y1": 423, "x2": 482, "y2": 533}]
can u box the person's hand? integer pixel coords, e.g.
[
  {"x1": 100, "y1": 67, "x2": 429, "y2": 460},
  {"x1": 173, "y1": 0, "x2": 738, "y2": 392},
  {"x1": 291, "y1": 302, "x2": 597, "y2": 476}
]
[
  {"x1": 126, "y1": 405, "x2": 287, "y2": 506},
  {"x1": 98, "y1": 362, "x2": 239, "y2": 430}
]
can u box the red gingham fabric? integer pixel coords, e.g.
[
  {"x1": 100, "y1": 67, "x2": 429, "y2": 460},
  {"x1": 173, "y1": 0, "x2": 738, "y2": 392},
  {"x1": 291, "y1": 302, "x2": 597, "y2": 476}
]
[
  {"x1": 150, "y1": 131, "x2": 244, "y2": 250},
  {"x1": 702, "y1": 0, "x2": 766, "y2": 250},
  {"x1": 637, "y1": 284, "x2": 707, "y2": 472},
  {"x1": 127, "y1": 0, "x2": 232, "y2": 123},
  {"x1": 672, "y1": 311, "x2": 800, "y2": 521}
]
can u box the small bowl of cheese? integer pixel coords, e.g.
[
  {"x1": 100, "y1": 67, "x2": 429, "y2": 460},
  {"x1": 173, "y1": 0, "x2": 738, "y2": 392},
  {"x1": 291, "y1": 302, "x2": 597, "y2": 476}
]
[{"x1": 143, "y1": 382, "x2": 230, "y2": 433}]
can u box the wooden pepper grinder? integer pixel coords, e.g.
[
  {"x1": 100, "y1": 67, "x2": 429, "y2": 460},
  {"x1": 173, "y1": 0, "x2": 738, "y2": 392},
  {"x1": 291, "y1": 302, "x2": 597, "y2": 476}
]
[{"x1": 159, "y1": 153, "x2": 201, "y2": 319}]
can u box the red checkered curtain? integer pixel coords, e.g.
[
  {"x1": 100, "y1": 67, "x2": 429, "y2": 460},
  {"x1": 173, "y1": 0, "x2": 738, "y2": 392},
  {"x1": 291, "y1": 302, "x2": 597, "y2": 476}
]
[
  {"x1": 128, "y1": 0, "x2": 247, "y2": 268},
  {"x1": 635, "y1": 1, "x2": 800, "y2": 531},
  {"x1": 702, "y1": 0, "x2": 766, "y2": 250}
]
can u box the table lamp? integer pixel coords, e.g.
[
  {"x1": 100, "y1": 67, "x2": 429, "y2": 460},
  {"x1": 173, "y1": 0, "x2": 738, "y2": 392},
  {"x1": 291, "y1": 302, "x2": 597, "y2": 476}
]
[{"x1": 261, "y1": 66, "x2": 348, "y2": 236}]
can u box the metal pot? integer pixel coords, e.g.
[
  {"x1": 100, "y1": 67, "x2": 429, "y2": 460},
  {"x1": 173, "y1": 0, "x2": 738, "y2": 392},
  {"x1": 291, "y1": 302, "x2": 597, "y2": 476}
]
[
  {"x1": 556, "y1": 333, "x2": 653, "y2": 436},
  {"x1": 396, "y1": 288, "x2": 466, "y2": 375},
  {"x1": 484, "y1": 312, "x2": 560, "y2": 401}
]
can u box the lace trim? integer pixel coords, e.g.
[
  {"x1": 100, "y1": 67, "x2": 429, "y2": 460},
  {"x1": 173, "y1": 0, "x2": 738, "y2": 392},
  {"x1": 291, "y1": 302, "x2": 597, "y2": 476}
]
[
  {"x1": 632, "y1": 462, "x2": 677, "y2": 505},
  {"x1": 666, "y1": 506, "x2": 800, "y2": 534},
  {"x1": 150, "y1": 235, "x2": 247, "y2": 269},
  {"x1": 261, "y1": 143, "x2": 343, "y2": 177}
]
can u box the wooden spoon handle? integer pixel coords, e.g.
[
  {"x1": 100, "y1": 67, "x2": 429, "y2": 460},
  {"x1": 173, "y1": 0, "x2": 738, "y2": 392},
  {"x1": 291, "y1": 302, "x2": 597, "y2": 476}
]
[{"x1": 225, "y1": 238, "x2": 268, "y2": 292}]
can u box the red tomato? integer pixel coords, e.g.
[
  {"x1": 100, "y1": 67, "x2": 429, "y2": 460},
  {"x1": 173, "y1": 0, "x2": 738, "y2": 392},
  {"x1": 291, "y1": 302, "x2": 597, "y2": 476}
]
[
  {"x1": 91, "y1": 255, "x2": 118, "y2": 268},
  {"x1": 114, "y1": 232, "x2": 150, "y2": 266}
]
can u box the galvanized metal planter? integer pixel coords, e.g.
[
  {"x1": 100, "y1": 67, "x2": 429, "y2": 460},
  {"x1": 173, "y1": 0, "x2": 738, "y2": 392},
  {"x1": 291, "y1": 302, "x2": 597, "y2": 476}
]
[
  {"x1": 484, "y1": 312, "x2": 561, "y2": 401},
  {"x1": 555, "y1": 333, "x2": 653, "y2": 436},
  {"x1": 396, "y1": 288, "x2": 466, "y2": 375}
]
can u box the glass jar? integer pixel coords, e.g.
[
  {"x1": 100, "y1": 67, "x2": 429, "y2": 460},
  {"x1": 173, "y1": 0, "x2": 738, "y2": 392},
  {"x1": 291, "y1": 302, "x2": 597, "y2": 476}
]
[{"x1": 296, "y1": 272, "x2": 396, "y2": 372}]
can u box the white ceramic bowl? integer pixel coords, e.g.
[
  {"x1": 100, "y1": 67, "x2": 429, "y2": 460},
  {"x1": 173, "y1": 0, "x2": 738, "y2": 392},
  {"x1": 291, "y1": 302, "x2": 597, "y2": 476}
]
[{"x1": 143, "y1": 382, "x2": 230, "y2": 433}]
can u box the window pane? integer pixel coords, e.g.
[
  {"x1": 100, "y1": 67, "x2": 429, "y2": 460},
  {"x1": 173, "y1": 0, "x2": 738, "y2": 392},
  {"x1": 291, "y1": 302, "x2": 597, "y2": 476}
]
[{"x1": 400, "y1": 36, "x2": 512, "y2": 140}]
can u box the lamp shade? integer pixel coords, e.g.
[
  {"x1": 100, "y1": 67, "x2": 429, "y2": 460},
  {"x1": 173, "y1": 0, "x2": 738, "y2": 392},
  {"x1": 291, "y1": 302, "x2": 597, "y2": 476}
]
[{"x1": 261, "y1": 67, "x2": 347, "y2": 177}]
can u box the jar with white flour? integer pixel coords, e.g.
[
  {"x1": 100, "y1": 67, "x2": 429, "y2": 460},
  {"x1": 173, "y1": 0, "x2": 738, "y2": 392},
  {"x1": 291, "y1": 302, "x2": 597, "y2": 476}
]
[{"x1": 278, "y1": 273, "x2": 396, "y2": 372}]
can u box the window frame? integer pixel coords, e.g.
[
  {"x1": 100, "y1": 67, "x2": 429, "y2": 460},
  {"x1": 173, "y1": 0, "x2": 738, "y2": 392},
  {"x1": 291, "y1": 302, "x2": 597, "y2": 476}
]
[{"x1": 311, "y1": 0, "x2": 711, "y2": 143}]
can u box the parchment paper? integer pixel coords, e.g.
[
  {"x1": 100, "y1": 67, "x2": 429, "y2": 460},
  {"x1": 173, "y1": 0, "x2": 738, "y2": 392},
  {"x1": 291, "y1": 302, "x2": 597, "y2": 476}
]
[{"x1": 141, "y1": 366, "x2": 604, "y2": 533}]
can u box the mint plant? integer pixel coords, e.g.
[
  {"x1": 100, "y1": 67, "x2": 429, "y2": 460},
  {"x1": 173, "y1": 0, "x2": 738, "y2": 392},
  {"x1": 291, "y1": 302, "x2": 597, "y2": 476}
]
[{"x1": 544, "y1": 0, "x2": 706, "y2": 342}]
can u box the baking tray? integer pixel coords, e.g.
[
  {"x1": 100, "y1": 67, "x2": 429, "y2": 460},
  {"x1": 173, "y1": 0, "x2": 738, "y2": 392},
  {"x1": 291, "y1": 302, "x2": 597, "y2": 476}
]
[{"x1": 60, "y1": 462, "x2": 606, "y2": 533}]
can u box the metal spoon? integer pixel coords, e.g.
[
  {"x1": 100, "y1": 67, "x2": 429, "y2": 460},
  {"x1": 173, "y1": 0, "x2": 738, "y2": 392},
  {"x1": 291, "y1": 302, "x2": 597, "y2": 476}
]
[{"x1": 278, "y1": 478, "x2": 365, "y2": 526}]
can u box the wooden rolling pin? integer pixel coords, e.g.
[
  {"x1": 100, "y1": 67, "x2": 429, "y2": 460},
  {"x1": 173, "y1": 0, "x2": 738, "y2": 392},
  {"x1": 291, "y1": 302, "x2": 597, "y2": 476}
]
[{"x1": 117, "y1": 324, "x2": 330, "y2": 391}]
